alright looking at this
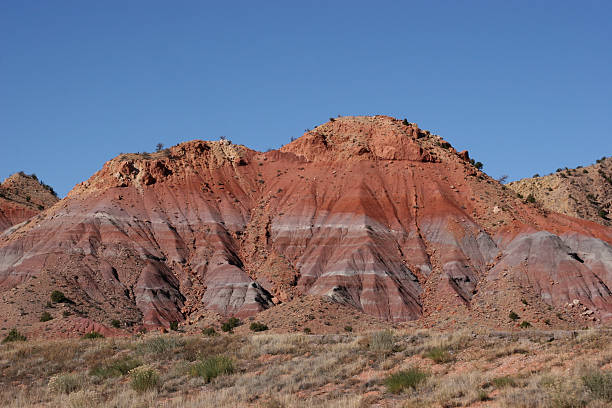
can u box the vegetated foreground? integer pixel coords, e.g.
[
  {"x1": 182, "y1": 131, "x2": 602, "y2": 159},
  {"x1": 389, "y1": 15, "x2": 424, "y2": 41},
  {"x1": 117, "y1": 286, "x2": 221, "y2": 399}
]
[
  {"x1": 0, "y1": 327, "x2": 611, "y2": 407},
  {"x1": 1, "y1": 115, "x2": 612, "y2": 339}
]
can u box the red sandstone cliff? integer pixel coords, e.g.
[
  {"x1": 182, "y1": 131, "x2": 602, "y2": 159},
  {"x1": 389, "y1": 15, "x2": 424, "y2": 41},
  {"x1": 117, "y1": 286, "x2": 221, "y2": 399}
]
[{"x1": 1, "y1": 116, "x2": 611, "y2": 336}]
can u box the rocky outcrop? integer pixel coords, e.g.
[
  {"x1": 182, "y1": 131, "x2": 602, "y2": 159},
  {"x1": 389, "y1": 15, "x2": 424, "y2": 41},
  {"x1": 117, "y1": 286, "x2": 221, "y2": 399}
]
[
  {"x1": 0, "y1": 172, "x2": 59, "y2": 232},
  {"x1": 508, "y1": 156, "x2": 612, "y2": 226},
  {"x1": 0, "y1": 116, "x2": 611, "y2": 335}
]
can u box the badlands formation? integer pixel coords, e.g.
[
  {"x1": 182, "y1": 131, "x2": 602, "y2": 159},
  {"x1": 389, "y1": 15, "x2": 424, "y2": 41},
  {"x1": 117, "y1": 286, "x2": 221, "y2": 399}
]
[{"x1": 0, "y1": 116, "x2": 611, "y2": 337}]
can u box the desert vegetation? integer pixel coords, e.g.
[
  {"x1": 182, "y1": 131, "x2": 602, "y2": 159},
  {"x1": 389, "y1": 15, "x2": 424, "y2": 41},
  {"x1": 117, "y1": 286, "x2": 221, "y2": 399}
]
[{"x1": 0, "y1": 327, "x2": 611, "y2": 407}]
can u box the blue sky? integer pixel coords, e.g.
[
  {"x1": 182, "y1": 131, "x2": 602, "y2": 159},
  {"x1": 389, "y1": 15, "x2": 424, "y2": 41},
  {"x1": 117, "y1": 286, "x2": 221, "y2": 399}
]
[{"x1": 1, "y1": 1, "x2": 610, "y2": 196}]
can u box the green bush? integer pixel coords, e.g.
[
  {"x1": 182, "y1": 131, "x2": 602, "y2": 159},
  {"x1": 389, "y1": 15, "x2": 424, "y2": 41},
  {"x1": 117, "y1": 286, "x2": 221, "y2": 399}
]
[
  {"x1": 50, "y1": 290, "x2": 67, "y2": 303},
  {"x1": 249, "y1": 322, "x2": 269, "y2": 332},
  {"x1": 384, "y1": 367, "x2": 428, "y2": 394},
  {"x1": 509, "y1": 311, "x2": 520, "y2": 321},
  {"x1": 169, "y1": 321, "x2": 179, "y2": 331},
  {"x1": 2, "y1": 328, "x2": 26, "y2": 343},
  {"x1": 303, "y1": 327, "x2": 312, "y2": 334},
  {"x1": 90, "y1": 357, "x2": 141, "y2": 379},
  {"x1": 82, "y1": 331, "x2": 104, "y2": 339},
  {"x1": 221, "y1": 317, "x2": 241, "y2": 332},
  {"x1": 40, "y1": 311, "x2": 53, "y2": 322},
  {"x1": 520, "y1": 321, "x2": 532, "y2": 329},
  {"x1": 344, "y1": 325, "x2": 353, "y2": 332},
  {"x1": 129, "y1": 365, "x2": 160, "y2": 393},
  {"x1": 202, "y1": 327, "x2": 218, "y2": 337},
  {"x1": 110, "y1": 319, "x2": 121, "y2": 328},
  {"x1": 478, "y1": 390, "x2": 490, "y2": 401},
  {"x1": 526, "y1": 194, "x2": 536, "y2": 203},
  {"x1": 492, "y1": 376, "x2": 516, "y2": 388},
  {"x1": 190, "y1": 356, "x2": 234, "y2": 383},
  {"x1": 423, "y1": 346, "x2": 452, "y2": 363},
  {"x1": 582, "y1": 370, "x2": 612, "y2": 401}
]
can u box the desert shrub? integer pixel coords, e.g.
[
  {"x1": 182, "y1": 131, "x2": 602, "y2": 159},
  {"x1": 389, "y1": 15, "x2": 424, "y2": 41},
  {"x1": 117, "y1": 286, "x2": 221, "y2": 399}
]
[
  {"x1": 40, "y1": 311, "x2": 53, "y2": 322},
  {"x1": 509, "y1": 311, "x2": 519, "y2": 321},
  {"x1": 190, "y1": 355, "x2": 234, "y2": 382},
  {"x1": 474, "y1": 161, "x2": 483, "y2": 170},
  {"x1": 520, "y1": 321, "x2": 532, "y2": 329},
  {"x1": 502, "y1": 387, "x2": 549, "y2": 407},
  {"x1": 492, "y1": 376, "x2": 516, "y2": 388},
  {"x1": 303, "y1": 327, "x2": 312, "y2": 334},
  {"x1": 82, "y1": 331, "x2": 104, "y2": 339},
  {"x1": 424, "y1": 346, "x2": 452, "y2": 363},
  {"x1": 370, "y1": 330, "x2": 395, "y2": 353},
  {"x1": 344, "y1": 325, "x2": 353, "y2": 332},
  {"x1": 526, "y1": 194, "x2": 536, "y2": 203},
  {"x1": 89, "y1": 357, "x2": 141, "y2": 379},
  {"x1": 110, "y1": 319, "x2": 121, "y2": 328},
  {"x1": 129, "y1": 365, "x2": 160, "y2": 393},
  {"x1": 582, "y1": 370, "x2": 612, "y2": 401},
  {"x1": 221, "y1": 317, "x2": 241, "y2": 332},
  {"x1": 63, "y1": 310, "x2": 71, "y2": 317},
  {"x1": 51, "y1": 290, "x2": 67, "y2": 303},
  {"x1": 250, "y1": 322, "x2": 269, "y2": 332},
  {"x1": 169, "y1": 321, "x2": 179, "y2": 331},
  {"x1": 48, "y1": 373, "x2": 84, "y2": 394},
  {"x1": 2, "y1": 328, "x2": 26, "y2": 343},
  {"x1": 66, "y1": 390, "x2": 99, "y2": 408},
  {"x1": 384, "y1": 367, "x2": 428, "y2": 394},
  {"x1": 136, "y1": 335, "x2": 183, "y2": 354},
  {"x1": 202, "y1": 327, "x2": 218, "y2": 337},
  {"x1": 537, "y1": 374, "x2": 591, "y2": 408},
  {"x1": 478, "y1": 390, "x2": 490, "y2": 401}
]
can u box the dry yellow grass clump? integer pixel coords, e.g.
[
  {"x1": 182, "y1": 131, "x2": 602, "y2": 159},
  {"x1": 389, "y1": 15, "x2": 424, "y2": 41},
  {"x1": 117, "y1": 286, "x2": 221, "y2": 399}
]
[{"x1": 0, "y1": 327, "x2": 611, "y2": 407}]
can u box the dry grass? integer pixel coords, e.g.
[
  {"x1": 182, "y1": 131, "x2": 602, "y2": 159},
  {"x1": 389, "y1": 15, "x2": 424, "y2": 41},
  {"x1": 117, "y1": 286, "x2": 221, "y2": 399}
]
[{"x1": 0, "y1": 328, "x2": 610, "y2": 407}]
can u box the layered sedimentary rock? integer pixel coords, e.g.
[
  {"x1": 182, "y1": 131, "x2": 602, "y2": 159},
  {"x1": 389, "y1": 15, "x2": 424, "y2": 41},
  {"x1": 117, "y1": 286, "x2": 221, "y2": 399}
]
[{"x1": 1, "y1": 116, "x2": 611, "y2": 333}]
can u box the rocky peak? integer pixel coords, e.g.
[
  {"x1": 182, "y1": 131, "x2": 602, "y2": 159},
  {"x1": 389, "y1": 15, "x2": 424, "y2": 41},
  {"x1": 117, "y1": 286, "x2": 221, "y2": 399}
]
[
  {"x1": 280, "y1": 115, "x2": 475, "y2": 169},
  {"x1": 0, "y1": 172, "x2": 59, "y2": 232},
  {"x1": 0, "y1": 172, "x2": 58, "y2": 209},
  {"x1": 69, "y1": 140, "x2": 254, "y2": 196}
]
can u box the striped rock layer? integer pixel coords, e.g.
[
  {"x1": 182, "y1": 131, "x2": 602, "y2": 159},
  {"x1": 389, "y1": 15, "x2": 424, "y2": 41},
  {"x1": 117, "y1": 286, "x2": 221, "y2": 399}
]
[{"x1": 1, "y1": 116, "x2": 611, "y2": 330}]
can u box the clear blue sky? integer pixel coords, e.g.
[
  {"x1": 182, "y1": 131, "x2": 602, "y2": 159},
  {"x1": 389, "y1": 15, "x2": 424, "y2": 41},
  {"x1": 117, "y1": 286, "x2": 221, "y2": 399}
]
[{"x1": 1, "y1": 1, "x2": 611, "y2": 197}]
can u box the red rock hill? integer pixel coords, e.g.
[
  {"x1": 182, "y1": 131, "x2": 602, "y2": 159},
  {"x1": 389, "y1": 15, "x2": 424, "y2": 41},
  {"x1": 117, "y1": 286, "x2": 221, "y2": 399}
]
[
  {"x1": 1, "y1": 116, "x2": 611, "y2": 336},
  {"x1": 0, "y1": 172, "x2": 59, "y2": 232}
]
